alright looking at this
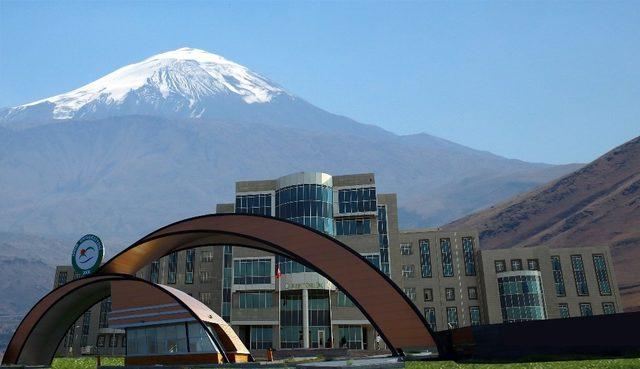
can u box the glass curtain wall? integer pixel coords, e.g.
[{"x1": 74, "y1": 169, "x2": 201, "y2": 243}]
[
  {"x1": 280, "y1": 291, "x2": 303, "y2": 348},
  {"x1": 498, "y1": 273, "x2": 547, "y2": 323},
  {"x1": 308, "y1": 290, "x2": 331, "y2": 348}
]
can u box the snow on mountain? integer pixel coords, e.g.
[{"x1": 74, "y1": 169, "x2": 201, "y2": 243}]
[{"x1": 1, "y1": 48, "x2": 287, "y2": 123}]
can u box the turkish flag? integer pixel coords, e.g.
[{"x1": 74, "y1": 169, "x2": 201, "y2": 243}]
[{"x1": 275, "y1": 264, "x2": 282, "y2": 279}]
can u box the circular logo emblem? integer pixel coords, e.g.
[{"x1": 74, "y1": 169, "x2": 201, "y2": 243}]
[{"x1": 72, "y1": 234, "x2": 104, "y2": 277}]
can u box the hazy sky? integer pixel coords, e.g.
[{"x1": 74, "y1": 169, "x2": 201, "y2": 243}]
[{"x1": 1, "y1": 1, "x2": 638, "y2": 164}]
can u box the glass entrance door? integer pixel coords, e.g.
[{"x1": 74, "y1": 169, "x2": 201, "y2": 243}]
[{"x1": 317, "y1": 329, "x2": 325, "y2": 348}]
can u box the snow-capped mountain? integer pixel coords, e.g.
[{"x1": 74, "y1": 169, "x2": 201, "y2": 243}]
[
  {"x1": 1, "y1": 48, "x2": 299, "y2": 126},
  {"x1": 1, "y1": 47, "x2": 391, "y2": 137}
]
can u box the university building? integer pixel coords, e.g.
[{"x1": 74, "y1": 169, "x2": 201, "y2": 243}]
[{"x1": 52, "y1": 172, "x2": 623, "y2": 357}]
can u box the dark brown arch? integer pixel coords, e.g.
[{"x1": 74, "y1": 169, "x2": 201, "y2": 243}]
[
  {"x1": 2, "y1": 274, "x2": 249, "y2": 365},
  {"x1": 97, "y1": 213, "x2": 438, "y2": 354}
]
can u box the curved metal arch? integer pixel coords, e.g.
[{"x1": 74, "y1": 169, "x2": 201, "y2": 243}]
[
  {"x1": 97, "y1": 213, "x2": 439, "y2": 354},
  {"x1": 2, "y1": 274, "x2": 247, "y2": 365}
]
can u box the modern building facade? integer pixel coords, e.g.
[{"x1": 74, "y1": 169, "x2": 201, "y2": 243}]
[{"x1": 53, "y1": 171, "x2": 623, "y2": 357}]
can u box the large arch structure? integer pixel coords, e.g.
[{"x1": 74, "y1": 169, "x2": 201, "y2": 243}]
[
  {"x1": 3, "y1": 213, "x2": 439, "y2": 365},
  {"x1": 97, "y1": 214, "x2": 438, "y2": 354},
  {"x1": 2, "y1": 274, "x2": 250, "y2": 365}
]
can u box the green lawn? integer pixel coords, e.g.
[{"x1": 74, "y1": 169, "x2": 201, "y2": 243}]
[
  {"x1": 51, "y1": 357, "x2": 640, "y2": 369},
  {"x1": 406, "y1": 358, "x2": 640, "y2": 369},
  {"x1": 53, "y1": 357, "x2": 123, "y2": 369}
]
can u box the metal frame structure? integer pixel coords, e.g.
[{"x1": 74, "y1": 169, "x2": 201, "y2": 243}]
[{"x1": 3, "y1": 213, "x2": 439, "y2": 365}]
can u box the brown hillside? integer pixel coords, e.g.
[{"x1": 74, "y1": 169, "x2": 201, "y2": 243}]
[{"x1": 446, "y1": 136, "x2": 640, "y2": 311}]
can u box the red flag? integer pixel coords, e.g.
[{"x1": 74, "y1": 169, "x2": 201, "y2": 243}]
[{"x1": 275, "y1": 264, "x2": 282, "y2": 279}]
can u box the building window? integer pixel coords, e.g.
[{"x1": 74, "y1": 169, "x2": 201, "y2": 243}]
[
  {"x1": 185, "y1": 250, "x2": 195, "y2": 284},
  {"x1": 336, "y1": 218, "x2": 372, "y2": 235},
  {"x1": 419, "y1": 239, "x2": 432, "y2": 278},
  {"x1": 337, "y1": 291, "x2": 355, "y2": 307},
  {"x1": 167, "y1": 252, "x2": 177, "y2": 284},
  {"x1": 238, "y1": 291, "x2": 273, "y2": 309},
  {"x1": 446, "y1": 307, "x2": 459, "y2": 329},
  {"x1": 468, "y1": 287, "x2": 478, "y2": 300},
  {"x1": 96, "y1": 334, "x2": 105, "y2": 347},
  {"x1": 403, "y1": 288, "x2": 416, "y2": 301},
  {"x1": 592, "y1": 254, "x2": 612, "y2": 296},
  {"x1": 199, "y1": 271, "x2": 212, "y2": 283},
  {"x1": 423, "y1": 288, "x2": 433, "y2": 302},
  {"x1": 462, "y1": 237, "x2": 476, "y2": 276},
  {"x1": 469, "y1": 306, "x2": 481, "y2": 326},
  {"x1": 445, "y1": 288, "x2": 456, "y2": 301},
  {"x1": 495, "y1": 260, "x2": 506, "y2": 273},
  {"x1": 424, "y1": 307, "x2": 436, "y2": 331},
  {"x1": 80, "y1": 311, "x2": 91, "y2": 347},
  {"x1": 527, "y1": 259, "x2": 539, "y2": 271},
  {"x1": 377, "y1": 205, "x2": 390, "y2": 275},
  {"x1": 602, "y1": 302, "x2": 616, "y2": 315},
  {"x1": 338, "y1": 187, "x2": 377, "y2": 214},
  {"x1": 511, "y1": 259, "x2": 523, "y2": 271},
  {"x1": 558, "y1": 303, "x2": 570, "y2": 318},
  {"x1": 199, "y1": 292, "x2": 212, "y2": 305},
  {"x1": 401, "y1": 265, "x2": 415, "y2": 278},
  {"x1": 550, "y1": 256, "x2": 566, "y2": 297},
  {"x1": 149, "y1": 260, "x2": 160, "y2": 284},
  {"x1": 338, "y1": 325, "x2": 363, "y2": 349},
  {"x1": 362, "y1": 253, "x2": 380, "y2": 269},
  {"x1": 121, "y1": 335, "x2": 127, "y2": 347},
  {"x1": 236, "y1": 193, "x2": 272, "y2": 216},
  {"x1": 440, "y1": 238, "x2": 454, "y2": 277},
  {"x1": 221, "y1": 245, "x2": 232, "y2": 322},
  {"x1": 201, "y1": 250, "x2": 214, "y2": 262},
  {"x1": 109, "y1": 334, "x2": 118, "y2": 348},
  {"x1": 400, "y1": 243, "x2": 412, "y2": 255},
  {"x1": 99, "y1": 298, "x2": 111, "y2": 329},
  {"x1": 571, "y1": 255, "x2": 589, "y2": 296},
  {"x1": 579, "y1": 303, "x2": 593, "y2": 317},
  {"x1": 250, "y1": 326, "x2": 273, "y2": 349},
  {"x1": 498, "y1": 274, "x2": 547, "y2": 323},
  {"x1": 233, "y1": 258, "x2": 271, "y2": 284},
  {"x1": 276, "y1": 184, "x2": 334, "y2": 235},
  {"x1": 57, "y1": 271, "x2": 68, "y2": 287}
]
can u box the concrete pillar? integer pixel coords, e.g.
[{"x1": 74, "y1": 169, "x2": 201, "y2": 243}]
[{"x1": 302, "y1": 288, "x2": 309, "y2": 348}]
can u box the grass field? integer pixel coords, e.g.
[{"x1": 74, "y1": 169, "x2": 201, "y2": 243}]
[
  {"x1": 406, "y1": 358, "x2": 640, "y2": 369},
  {"x1": 50, "y1": 357, "x2": 640, "y2": 369}
]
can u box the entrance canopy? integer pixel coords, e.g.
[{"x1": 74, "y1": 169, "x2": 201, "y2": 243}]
[
  {"x1": 98, "y1": 214, "x2": 438, "y2": 354},
  {"x1": 3, "y1": 213, "x2": 438, "y2": 365}
]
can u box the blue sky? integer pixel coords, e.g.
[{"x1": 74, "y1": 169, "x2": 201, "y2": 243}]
[{"x1": 1, "y1": 1, "x2": 638, "y2": 164}]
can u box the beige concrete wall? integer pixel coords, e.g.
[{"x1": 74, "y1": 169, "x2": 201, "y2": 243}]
[{"x1": 478, "y1": 245, "x2": 623, "y2": 324}]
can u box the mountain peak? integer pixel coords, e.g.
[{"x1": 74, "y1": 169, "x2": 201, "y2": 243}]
[
  {"x1": 2, "y1": 48, "x2": 287, "y2": 124},
  {"x1": 146, "y1": 47, "x2": 230, "y2": 64}
]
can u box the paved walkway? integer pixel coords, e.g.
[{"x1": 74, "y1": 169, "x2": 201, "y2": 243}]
[{"x1": 296, "y1": 357, "x2": 404, "y2": 369}]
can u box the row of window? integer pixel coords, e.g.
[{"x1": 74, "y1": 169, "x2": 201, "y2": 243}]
[
  {"x1": 233, "y1": 258, "x2": 272, "y2": 285},
  {"x1": 127, "y1": 322, "x2": 217, "y2": 355},
  {"x1": 338, "y1": 187, "x2": 377, "y2": 214},
  {"x1": 550, "y1": 254, "x2": 612, "y2": 297},
  {"x1": 236, "y1": 194, "x2": 272, "y2": 216},
  {"x1": 404, "y1": 287, "x2": 479, "y2": 302},
  {"x1": 400, "y1": 237, "x2": 476, "y2": 279},
  {"x1": 558, "y1": 302, "x2": 616, "y2": 318},
  {"x1": 96, "y1": 333, "x2": 126, "y2": 348},
  {"x1": 424, "y1": 306, "x2": 481, "y2": 330},
  {"x1": 494, "y1": 258, "x2": 539, "y2": 273},
  {"x1": 335, "y1": 217, "x2": 372, "y2": 235},
  {"x1": 237, "y1": 291, "x2": 273, "y2": 309}
]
